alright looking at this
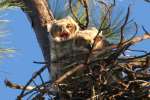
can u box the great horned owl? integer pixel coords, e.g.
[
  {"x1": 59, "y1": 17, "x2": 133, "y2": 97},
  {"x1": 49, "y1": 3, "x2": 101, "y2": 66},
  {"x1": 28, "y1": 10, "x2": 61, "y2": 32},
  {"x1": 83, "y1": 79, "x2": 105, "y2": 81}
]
[
  {"x1": 47, "y1": 16, "x2": 80, "y2": 79},
  {"x1": 47, "y1": 16, "x2": 109, "y2": 80}
]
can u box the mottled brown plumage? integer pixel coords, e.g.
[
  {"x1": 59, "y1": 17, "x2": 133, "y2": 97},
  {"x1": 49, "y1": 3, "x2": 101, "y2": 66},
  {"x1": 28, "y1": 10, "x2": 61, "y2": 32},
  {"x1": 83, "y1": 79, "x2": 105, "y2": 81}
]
[{"x1": 48, "y1": 16, "x2": 110, "y2": 80}]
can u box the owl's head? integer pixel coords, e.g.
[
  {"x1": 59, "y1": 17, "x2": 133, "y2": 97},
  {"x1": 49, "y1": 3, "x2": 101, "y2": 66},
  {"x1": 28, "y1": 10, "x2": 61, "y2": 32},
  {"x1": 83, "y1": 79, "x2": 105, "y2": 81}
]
[{"x1": 47, "y1": 16, "x2": 79, "y2": 42}]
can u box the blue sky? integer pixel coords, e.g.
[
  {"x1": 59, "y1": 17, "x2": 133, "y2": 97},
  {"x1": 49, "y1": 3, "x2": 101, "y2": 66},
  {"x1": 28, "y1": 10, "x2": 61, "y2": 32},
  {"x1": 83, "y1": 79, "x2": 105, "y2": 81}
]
[
  {"x1": 0, "y1": 0, "x2": 150, "y2": 99},
  {"x1": 0, "y1": 8, "x2": 44, "y2": 99}
]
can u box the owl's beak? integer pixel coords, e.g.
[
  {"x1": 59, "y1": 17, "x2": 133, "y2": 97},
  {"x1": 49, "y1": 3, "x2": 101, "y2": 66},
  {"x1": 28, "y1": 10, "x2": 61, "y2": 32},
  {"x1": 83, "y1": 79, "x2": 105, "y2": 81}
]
[{"x1": 60, "y1": 32, "x2": 69, "y2": 39}]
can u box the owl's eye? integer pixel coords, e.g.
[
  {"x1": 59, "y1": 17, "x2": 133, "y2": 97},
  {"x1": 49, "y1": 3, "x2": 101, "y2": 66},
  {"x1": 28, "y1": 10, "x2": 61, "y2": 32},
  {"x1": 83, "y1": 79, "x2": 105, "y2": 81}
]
[
  {"x1": 55, "y1": 25, "x2": 61, "y2": 30},
  {"x1": 66, "y1": 24, "x2": 72, "y2": 29}
]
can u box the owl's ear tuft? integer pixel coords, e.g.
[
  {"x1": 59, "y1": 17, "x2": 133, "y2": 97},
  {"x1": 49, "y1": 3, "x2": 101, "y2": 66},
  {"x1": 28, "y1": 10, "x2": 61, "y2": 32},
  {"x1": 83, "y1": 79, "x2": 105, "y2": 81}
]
[
  {"x1": 47, "y1": 23, "x2": 52, "y2": 32},
  {"x1": 66, "y1": 16, "x2": 76, "y2": 24},
  {"x1": 66, "y1": 16, "x2": 73, "y2": 20},
  {"x1": 47, "y1": 20, "x2": 57, "y2": 32}
]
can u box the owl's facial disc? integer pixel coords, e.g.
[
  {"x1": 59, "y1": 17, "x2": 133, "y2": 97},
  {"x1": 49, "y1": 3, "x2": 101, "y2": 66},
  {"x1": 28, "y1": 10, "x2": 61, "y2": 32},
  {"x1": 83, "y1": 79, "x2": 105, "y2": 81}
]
[
  {"x1": 53, "y1": 23, "x2": 75, "y2": 42},
  {"x1": 50, "y1": 16, "x2": 79, "y2": 42}
]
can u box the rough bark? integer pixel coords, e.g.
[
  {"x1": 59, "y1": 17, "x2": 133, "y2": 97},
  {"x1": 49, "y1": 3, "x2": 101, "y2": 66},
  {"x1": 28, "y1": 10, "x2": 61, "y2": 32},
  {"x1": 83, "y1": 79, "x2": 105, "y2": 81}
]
[{"x1": 18, "y1": 0, "x2": 54, "y2": 72}]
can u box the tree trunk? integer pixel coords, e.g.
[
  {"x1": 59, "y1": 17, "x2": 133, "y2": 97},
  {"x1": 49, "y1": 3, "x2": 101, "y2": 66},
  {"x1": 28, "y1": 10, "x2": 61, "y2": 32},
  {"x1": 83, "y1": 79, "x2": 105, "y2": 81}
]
[{"x1": 18, "y1": 0, "x2": 54, "y2": 73}]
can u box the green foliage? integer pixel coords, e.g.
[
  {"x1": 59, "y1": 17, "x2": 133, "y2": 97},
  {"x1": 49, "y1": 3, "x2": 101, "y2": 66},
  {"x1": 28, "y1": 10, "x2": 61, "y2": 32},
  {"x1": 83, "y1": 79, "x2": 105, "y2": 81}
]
[
  {"x1": 0, "y1": 0, "x2": 16, "y2": 60},
  {"x1": 48, "y1": 0, "x2": 137, "y2": 44},
  {"x1": 91, "y1": 1, "x2": 137, "y2": 44},
  {"x1": 0, "y1": 20, "x2": 15, "y2": 60},
  {"x1": 0, "y1": 0, "x2": 25, "y2": 9}
]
